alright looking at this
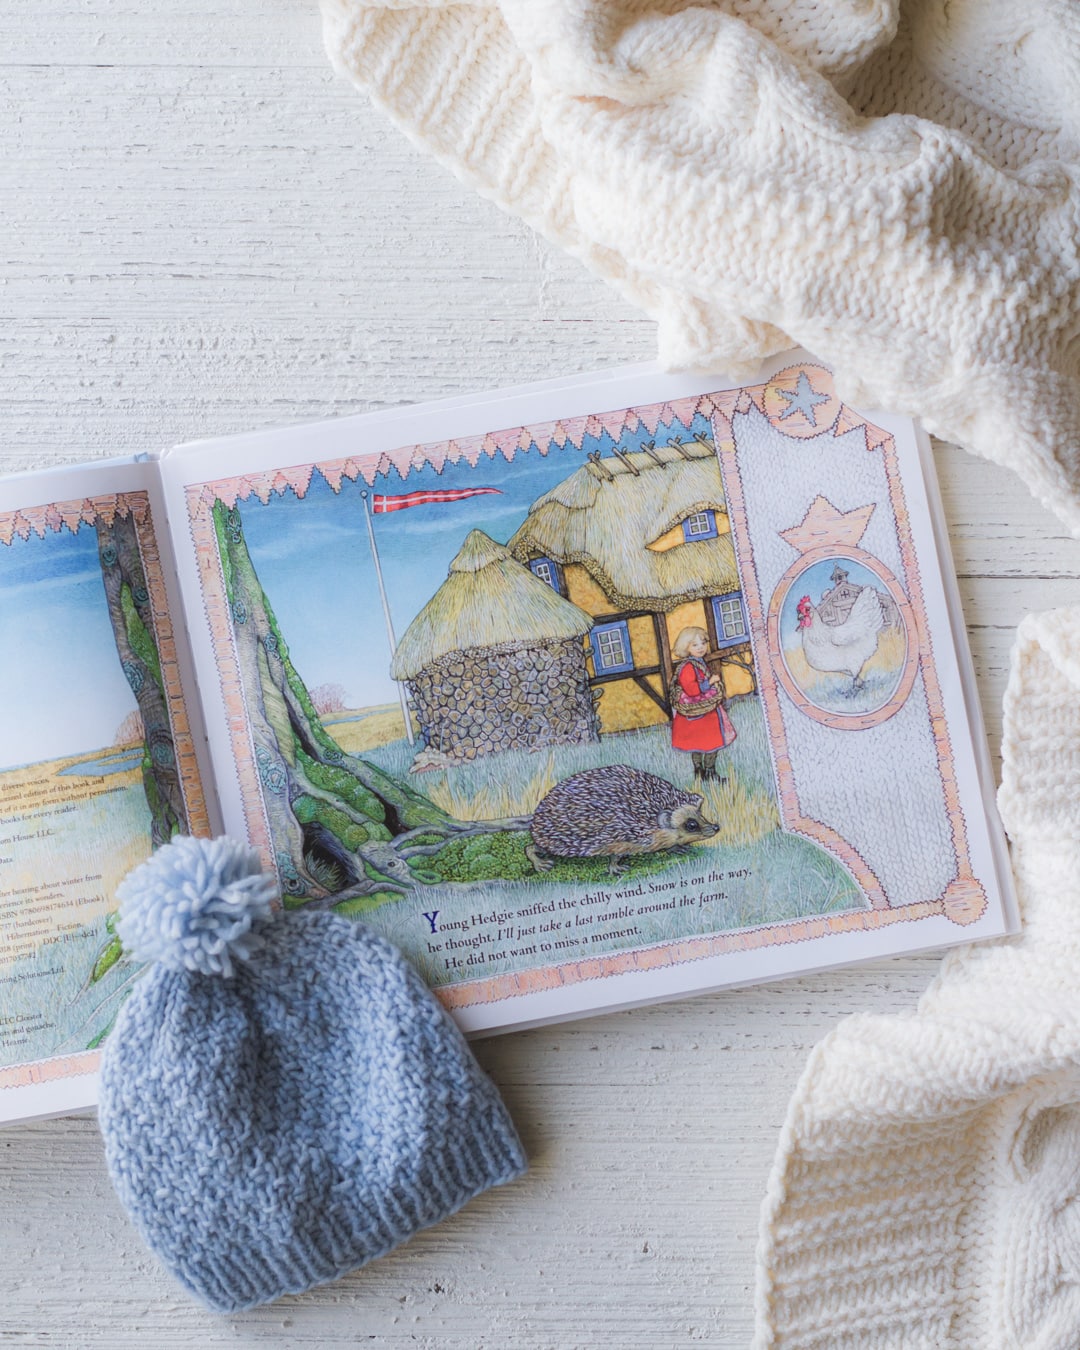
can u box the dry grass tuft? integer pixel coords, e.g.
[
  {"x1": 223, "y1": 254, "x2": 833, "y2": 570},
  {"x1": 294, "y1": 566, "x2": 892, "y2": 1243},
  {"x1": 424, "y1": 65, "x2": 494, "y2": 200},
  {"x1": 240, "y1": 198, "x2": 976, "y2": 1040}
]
[
  {"x1": 424, "y1": 752, "x2": 558, "y2": 821},
  {"x1": 699, "y1": 768, "x2": 780, "y2": 848}
]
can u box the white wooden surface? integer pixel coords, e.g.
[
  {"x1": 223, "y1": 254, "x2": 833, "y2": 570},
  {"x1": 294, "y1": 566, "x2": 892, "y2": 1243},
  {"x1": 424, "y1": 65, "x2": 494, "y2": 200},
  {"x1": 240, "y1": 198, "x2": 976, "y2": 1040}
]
[{"x1": 2, "y1": 4, "x2": 1077, "y2": 1346}]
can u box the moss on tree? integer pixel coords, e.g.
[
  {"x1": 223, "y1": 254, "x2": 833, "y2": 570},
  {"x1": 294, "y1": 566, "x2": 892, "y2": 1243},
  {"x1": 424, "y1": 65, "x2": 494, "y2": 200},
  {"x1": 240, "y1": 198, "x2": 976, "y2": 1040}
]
[
  {"x1": 213, "y1": 500, "x2": 534, "y2": 908},
  {"x1": 96, "y1": 510, "x2": 186, "y2": 845}
]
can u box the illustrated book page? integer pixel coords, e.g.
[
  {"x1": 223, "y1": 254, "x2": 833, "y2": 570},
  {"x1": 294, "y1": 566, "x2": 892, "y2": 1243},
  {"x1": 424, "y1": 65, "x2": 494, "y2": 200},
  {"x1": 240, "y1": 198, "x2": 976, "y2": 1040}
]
[
  {"x1": 159, "y1": 357, "x2": 1016, "y2": 1034},
  {"x1": 0, "y1": 459, "x2": 213, "y2": 1122}
]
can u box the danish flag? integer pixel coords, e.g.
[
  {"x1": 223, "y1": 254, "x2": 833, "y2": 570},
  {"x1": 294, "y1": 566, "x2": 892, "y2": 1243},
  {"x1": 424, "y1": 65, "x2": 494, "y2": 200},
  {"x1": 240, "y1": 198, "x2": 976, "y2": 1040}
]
[{"x1": 371, "y1": 486, "x2": 501, "y2": 513}]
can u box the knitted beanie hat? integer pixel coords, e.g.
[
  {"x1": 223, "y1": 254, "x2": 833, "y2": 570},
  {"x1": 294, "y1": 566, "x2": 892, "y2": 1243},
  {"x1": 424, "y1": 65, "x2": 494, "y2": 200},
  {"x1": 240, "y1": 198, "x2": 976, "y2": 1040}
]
[
  {"x1": 97, "y1": 837, "x2": 527, "y2": 1313},
  {"x1": 322, "y1": 0, "x2": 1080, "y2": 535},
  {"x1": 753, "y1": 605, "x2": 1080, "y2": 1348}
]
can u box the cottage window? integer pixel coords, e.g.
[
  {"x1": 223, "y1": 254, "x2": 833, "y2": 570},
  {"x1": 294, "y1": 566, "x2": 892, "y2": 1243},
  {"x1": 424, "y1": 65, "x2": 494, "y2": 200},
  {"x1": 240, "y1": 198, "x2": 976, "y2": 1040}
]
[
  {"x1": 528, "y1": 556, "x2": 562, "y2": 593},
  {"x1": 711, "y1": 592, "x2": 749, "y2": 649},
  {"x1": 682, "y1": 509, "x2": 718, "y2": 541},
  {"x1": 590, "y1": 620, "x2": 634, "y2": 674}
]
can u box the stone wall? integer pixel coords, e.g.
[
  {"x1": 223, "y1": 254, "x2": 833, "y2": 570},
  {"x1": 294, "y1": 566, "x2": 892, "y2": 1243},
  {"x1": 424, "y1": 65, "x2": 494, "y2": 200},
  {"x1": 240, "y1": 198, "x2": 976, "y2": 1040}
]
[{"x1": 409, "y1": 637, "x2": 600, "y2": 762}]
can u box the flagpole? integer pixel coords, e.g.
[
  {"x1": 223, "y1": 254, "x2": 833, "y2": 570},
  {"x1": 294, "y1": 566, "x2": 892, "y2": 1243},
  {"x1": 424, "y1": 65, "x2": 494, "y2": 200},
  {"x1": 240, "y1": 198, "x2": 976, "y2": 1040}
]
[{"x1": 360, "y1": 490, "x2": 415, "y2": 746}]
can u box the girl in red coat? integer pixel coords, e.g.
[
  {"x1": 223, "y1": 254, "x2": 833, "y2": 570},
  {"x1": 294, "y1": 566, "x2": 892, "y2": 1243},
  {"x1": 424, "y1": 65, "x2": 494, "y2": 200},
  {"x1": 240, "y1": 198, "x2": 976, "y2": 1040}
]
[{"x1": 670, "y1": 626, "x2": 736, "y2": 780}]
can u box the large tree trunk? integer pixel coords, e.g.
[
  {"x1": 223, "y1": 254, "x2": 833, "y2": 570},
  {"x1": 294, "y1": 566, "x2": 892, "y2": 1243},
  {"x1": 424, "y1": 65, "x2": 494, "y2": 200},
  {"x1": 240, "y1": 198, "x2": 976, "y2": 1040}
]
[
  {"x1": 213, "y1": 502, "x2": 527, "y2": 906},
  {"x1": 96, "y1": 511, "x2": 187, "y2": 845}
]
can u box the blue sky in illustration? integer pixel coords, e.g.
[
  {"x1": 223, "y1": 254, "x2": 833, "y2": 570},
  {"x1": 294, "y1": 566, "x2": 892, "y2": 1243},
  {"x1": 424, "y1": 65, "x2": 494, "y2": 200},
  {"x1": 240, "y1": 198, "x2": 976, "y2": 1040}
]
[
  {"x1": 777, "y1": 556, "x2": 885, "y2": 650},
  {"x1": 0, "y1": 524, "x2": 138, "y2": 769},
  {"x1": 238, "y1": 413, "x2": 711, "y2": 709}
]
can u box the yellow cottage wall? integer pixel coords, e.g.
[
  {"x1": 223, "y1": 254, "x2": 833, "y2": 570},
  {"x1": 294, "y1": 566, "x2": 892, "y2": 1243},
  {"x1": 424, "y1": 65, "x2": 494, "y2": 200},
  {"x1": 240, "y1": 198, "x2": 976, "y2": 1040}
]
[
  {"x1": 717, "y1": 658, "x2": 755, "y2": 697},
  {"x1": 592, "y1": 674, "x2": 668, "y2": 734},
  {"x1": 562, "y1": 564, "x2": 611, "y2": 614},
  {"x1": 559, "y1": 565, "x2": 662, "y2": 734},
  {"x1": 560, "y1": 563, "x2": 753, "y2": 731}
]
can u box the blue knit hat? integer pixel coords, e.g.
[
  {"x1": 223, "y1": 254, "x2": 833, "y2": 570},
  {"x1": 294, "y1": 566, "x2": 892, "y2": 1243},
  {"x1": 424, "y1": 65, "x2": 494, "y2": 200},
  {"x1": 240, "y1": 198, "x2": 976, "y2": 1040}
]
[{"x1": 97, "y1": 836, "x2": 526, "y2": 1312}]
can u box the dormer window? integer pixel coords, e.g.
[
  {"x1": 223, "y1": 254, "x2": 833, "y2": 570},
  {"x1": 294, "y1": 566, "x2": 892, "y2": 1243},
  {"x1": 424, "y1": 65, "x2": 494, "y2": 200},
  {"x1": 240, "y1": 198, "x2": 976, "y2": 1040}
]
[
  {"x1": 682, "y1": 509, "x2": 718, "y2": 541},
  {"x1": 528, "y1": 556, "x2": 563, "y2": 594}
]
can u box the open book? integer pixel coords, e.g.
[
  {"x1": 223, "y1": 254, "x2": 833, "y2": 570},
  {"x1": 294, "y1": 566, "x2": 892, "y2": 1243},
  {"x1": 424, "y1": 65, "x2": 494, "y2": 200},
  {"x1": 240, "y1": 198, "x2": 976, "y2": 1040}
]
[{"x1": 0, "y1": 357, "x2": 1016, "y2": 1122}]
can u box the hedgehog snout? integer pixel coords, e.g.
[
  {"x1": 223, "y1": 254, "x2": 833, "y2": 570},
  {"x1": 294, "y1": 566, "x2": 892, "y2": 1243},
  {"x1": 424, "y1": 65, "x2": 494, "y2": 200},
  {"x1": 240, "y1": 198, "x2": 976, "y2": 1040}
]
[
  {"x1": 670, "y1": 803, "x2": 719, "y2": 842},
  {"x1": 681, "y1": 814, "x2": 718, "y2": 840}
]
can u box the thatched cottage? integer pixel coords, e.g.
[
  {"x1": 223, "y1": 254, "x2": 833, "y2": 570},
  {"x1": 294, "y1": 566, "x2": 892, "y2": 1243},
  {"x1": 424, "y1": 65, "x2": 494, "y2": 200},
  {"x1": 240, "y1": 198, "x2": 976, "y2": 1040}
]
[
  {"x1": 390, "y1": 529, "x2": 599, "y2": 763},
  {"x1": 507, "y1": 437, "x2": 755, "y2": 735}
]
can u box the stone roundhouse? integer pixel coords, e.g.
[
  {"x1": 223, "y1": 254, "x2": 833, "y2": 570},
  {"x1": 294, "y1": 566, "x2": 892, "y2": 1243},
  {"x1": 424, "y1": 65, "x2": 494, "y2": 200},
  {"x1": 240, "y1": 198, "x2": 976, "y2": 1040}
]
[{"x1": 391, "y1": 529, "x2": 599, "y2": 764}]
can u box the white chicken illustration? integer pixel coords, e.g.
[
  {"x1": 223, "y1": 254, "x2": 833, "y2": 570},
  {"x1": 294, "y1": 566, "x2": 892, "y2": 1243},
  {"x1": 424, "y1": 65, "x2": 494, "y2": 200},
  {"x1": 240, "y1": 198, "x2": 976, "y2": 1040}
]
[{"x1": 796, "y1": 584, "x2": 884, "y2": 692}]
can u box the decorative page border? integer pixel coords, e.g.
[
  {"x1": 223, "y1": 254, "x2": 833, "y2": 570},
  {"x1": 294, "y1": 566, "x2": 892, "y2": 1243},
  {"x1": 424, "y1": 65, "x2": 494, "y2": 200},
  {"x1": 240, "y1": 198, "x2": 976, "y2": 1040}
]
[
  {"x1": 716, "y1": 364, "x2": 985, "y2": 927},
  {"x1": 0, "y1": 1050, "x2": 98, "y2": 1093},
  {"x1": 184, "y1": 366, "x2": 986, "y2": 1013},
  {"x1": 0, "y1": 490, "x2": 209, "y2": 1090}
]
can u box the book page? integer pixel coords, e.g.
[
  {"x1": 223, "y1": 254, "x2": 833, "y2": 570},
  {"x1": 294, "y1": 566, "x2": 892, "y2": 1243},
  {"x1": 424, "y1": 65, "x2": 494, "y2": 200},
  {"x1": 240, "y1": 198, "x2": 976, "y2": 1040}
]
[
  {"x1": 0, "y1": 460, "x2": 212, "y2": 1120},
  {"x1": 159, "y1": 359, "x2": 1015, "y2": 1034}
]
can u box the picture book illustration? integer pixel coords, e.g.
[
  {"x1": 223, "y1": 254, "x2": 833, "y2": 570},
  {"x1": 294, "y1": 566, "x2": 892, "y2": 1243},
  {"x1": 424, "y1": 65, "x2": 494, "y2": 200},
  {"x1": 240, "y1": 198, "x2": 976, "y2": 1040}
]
[
  {"x1": 0, "y1": 491, "x2": 207, "y2": 1086},
  {"x1": 780, "y1": 554, "x2": 906, "y2": 714},
  {"x1": 186, "y1": 362, "x2": 995, "y2": 1014}
]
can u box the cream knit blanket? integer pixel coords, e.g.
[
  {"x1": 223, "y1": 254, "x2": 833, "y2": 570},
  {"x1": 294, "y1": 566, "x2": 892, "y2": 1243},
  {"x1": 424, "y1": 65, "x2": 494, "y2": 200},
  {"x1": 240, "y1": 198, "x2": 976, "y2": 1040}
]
[
  {"x1": 755, "y1": 606, "x2": 1080, "y2": 1348},
  {"x1": 322, "y1": 0, "x2": 1080, "y2": 533}
]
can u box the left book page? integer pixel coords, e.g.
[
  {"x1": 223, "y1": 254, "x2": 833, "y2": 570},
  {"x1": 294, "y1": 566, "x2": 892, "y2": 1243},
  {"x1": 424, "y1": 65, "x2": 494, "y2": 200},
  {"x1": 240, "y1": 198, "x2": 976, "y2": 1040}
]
[{"x1": 0, "y1": 459, "x2": 213, "y2": 1122}]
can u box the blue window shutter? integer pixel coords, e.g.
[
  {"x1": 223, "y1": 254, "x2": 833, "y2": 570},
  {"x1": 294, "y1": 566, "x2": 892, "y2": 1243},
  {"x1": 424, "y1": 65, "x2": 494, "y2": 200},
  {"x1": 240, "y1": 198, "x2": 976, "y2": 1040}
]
[
  {"x1": 711, "y1": 592, "x2": 749, "y2": 649},
  {"x1": 590, "y1": 619, "x2": 635, "y2": 674},
  {"x1": 681, "y1": 509, "x2": 718, "y2": 542},
  {"x1": 528, "y1": 556, "x2": 562, "y2": 593}
]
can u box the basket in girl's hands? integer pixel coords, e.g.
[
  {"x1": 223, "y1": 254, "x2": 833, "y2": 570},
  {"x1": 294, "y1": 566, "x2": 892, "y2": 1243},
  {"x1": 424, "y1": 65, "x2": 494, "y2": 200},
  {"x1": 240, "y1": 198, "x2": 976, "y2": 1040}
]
[{"x1": 672, "y1": 687, "x2": 725, "y2": 719}]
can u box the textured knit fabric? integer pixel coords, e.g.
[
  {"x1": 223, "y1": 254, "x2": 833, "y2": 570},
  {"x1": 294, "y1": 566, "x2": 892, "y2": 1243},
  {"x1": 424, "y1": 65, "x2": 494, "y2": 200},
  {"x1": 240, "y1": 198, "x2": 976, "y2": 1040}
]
[
  {"x1": 753, "y1": 606, "x2": 1080, "y2": 1348},
  {"x1": 321, "y1": 0, "x2": 1080, "y2": 534},
  {"x1": 98, "y1": 879, "x2": 526, "y2": 1312}
]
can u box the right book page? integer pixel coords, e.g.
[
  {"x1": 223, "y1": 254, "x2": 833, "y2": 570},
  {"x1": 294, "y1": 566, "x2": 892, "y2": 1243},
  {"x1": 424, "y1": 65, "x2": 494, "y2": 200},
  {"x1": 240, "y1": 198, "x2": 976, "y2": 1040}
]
[
  {"x1": 714, "y1": 367, "x2": 1006, "y2": 929},
  {"x1": 157, "y1": 356, "x2": 1017, "y2": 1033}
]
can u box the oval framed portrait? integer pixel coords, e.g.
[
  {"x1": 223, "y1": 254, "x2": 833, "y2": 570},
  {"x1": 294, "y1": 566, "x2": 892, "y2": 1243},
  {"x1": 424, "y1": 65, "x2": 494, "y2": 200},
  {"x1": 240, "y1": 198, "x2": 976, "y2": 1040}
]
[{"x1": 766, "y1": 547, "x2": 920, "y2": 730}]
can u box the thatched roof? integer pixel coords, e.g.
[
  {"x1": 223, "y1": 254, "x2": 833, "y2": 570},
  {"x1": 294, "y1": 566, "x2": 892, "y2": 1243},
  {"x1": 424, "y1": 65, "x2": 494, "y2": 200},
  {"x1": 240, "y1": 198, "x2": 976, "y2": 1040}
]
[
  {"x1": 390, "y1": 529, "x2": 594, "y2": 680},
  {"x1": 507, "y1": 441, "x2": 739, "y2": 610}
]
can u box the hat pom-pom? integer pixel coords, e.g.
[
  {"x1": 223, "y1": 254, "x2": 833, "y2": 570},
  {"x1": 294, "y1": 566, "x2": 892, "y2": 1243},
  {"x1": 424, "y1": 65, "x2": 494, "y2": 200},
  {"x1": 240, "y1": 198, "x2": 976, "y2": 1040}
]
[{"x1": 116, "y1": 836, "x2": 279, "y2": 977}]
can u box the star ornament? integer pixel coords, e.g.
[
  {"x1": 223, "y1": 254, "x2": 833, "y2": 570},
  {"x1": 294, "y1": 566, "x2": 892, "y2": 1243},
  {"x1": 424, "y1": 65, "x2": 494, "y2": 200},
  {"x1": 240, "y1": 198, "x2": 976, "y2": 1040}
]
[
  {"x1": 761, "y1": 365, "x2": 840, "y2": 439},
  {"x1": 777, "y1": 371, "x2": 831, "y2": 427},
  {"x1": 779, "y1": 496, "x2": 876, "y2": 554}
]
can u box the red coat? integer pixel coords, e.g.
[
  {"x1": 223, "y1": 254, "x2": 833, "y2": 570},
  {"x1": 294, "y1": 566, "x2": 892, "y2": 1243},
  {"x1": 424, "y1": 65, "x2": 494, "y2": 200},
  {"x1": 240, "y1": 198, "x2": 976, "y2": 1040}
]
[{"x1": 670, "y1": 658, "x2": 737, "y2": 753}]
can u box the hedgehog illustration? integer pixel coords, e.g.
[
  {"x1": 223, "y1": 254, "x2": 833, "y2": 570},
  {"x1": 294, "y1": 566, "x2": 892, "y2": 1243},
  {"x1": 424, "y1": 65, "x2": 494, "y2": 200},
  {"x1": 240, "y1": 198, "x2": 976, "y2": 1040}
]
[{"x1": 526, "y1": 764, "x2": 718, "y2": 874}]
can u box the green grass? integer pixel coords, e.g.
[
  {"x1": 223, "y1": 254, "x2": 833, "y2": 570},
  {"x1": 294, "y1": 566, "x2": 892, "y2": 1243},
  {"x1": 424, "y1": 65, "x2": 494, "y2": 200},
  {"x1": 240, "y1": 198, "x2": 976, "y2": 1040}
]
[
  {"x1": 366, "y1": 694, "x2": 780, "y2": 840},
  {"x1": 352, "y1": 698, "x2": 865, "y2": 986}
]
